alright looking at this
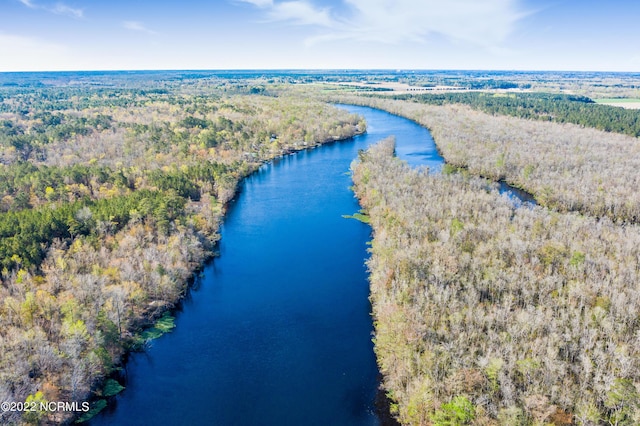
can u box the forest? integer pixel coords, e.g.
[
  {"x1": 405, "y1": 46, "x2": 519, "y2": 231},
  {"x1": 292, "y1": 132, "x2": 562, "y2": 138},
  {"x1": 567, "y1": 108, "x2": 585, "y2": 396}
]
[
  {"x1": 0, "y1": 80, "x2": 364, "y2": 425},
  {"x1": 3, "y1": 70, "x2": 640, "y2": 425},
  {"x1": 353, "y1": 138, "x2": 640, "y2": 426},
  {"x1": 329, "y1": 94, "x2": 640, "y2": 225},
  {"x1": 387, "y1": 92, "x2": 640, "y2": 137}
]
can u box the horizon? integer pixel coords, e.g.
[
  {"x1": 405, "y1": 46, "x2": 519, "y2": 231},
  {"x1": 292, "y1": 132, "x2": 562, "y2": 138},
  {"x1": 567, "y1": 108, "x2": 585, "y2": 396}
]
[{"x1": 2, "y1": 68, "x2": 640, "y2": 75}]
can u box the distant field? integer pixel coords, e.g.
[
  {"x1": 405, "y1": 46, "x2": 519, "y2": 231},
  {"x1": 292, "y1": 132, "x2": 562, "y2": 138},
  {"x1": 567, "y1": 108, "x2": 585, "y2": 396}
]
[
  {"x1": 595, "y1": 98, "x2": 640, "y2": 109},
  {"x1": 328, "y1": 81, "x2": 468, "y2": 93}
]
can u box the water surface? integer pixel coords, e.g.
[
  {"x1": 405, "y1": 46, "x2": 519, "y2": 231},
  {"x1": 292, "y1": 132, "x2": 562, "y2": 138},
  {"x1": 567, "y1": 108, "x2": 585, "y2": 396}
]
[{"x1": 92, "y1": 105, "x2": 439, "y2": 426}]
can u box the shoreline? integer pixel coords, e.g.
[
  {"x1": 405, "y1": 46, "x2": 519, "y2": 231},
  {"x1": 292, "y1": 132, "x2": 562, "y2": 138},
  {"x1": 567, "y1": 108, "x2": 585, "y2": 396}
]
[
  {"x1": 78, "y1": 127, "x2": 366, "y2": 424},
  {"x1": 375, "y1": 374, "x2": 401, "y2": 426}
]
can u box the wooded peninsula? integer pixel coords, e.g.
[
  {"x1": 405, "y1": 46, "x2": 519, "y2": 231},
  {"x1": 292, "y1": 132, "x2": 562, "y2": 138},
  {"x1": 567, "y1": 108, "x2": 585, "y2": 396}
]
[{"x1": 340, "y1": 81, "x2": 640, "y2": 425}]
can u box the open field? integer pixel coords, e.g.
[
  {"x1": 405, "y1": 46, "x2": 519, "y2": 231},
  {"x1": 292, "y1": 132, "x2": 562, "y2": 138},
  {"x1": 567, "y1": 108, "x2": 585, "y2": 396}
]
[
  {"x1": 595, "y1": 99, "x2": 640, "y2": 109},
  {"x1": 326, "y1": 81, "x2": 471, "y2": 94}
]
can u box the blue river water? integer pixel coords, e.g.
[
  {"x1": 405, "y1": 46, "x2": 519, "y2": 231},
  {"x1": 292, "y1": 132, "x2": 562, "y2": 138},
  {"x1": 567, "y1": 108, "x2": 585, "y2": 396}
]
[{"x1": 90, "y1": 105, "x2": 443, "y2": 426}]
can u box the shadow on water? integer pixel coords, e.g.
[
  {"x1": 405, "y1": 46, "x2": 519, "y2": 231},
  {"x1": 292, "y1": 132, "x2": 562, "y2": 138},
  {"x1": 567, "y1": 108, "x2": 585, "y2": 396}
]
[{"x1": 498, "y1": 181, "x2": 537, "y2": 205}]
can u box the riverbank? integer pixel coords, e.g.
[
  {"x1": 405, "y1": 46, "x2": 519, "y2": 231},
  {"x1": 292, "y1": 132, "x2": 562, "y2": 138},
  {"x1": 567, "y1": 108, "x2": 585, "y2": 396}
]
[
  {"x1": 88, "y1": 106, "x2": 387, "y2": 426},
  {"x1": 352, "y1": 138, "x2": 640, "y2": 425},
  {"x1": 78, "y1": 128, "x2": 367, "y2": 425},
  {"x1": 0, "y1": 88, "x2": 366, "y2": 426},
  {"x1": 331, "y1": 94, "x2": 640, "y2": 223}
]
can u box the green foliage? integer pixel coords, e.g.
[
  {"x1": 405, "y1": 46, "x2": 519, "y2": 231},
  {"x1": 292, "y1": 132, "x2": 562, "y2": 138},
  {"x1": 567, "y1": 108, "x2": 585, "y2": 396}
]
[
  {"x1": 102, "y1": 379, "x2": 125, "y2": 397},
  {"x1": 569, "y1": 251, "x2": 586, "y2": 267},
  {"x1": 450, "y1": 218, "x2": 464, "y2": 236},
  {"x1": 342, "y1": 210, "x2": 371, "y2": 223},
  {"x1": 392, "y1": 92, "x2": 640, "y2": 137},
  {"x1": 154, "y1": 312, "x2": 176, "y2": 333},
  {"x1": 149, "y1": 169, "x2": 201, "y2": 200},
  {"x1": 442, "y1": 163, "x2": 462, "y2": 175},
  {"x1": 538, "y1": 242, "x2": 568, "y2": 269},
  {"x1": 180, "y1": 115, "x2": 211, "y2": 129},
  {"x1": 0, "y1": 189, "x2": 189, "y2": 271},
  {"x1": 75, "y1": 399, "x2": 107, "y2": 424},
  {"x1": 605, "y1": 379, "x2": 639, "y2": 425},
  {"x1": 22, "y1": 391, "x2": 47, "y2": 424},
  {"x1": 430, "y1": 396, "x2": 476, "y2": 426},
  {"x1": 93, "y1": 346, "x2": 114, "y2": 374},
  {"x1": 0, "y1": 201, "x2": 81, "y2": 270},
  {"x1": 0, "y1": 162, "x2": 119, "y2": 212},
  {"x1": 96, "y1": 312, "x2": 117, "y2": 339},
  {"x1": 575, "y1": 401, "x2": 602, "y2": 425},
  {"x1": 140, "y1": 312, "x2": 176, "y2": 342},
  {"x1": 485, "y1": 358, "x2": 503, "y2": 392}
]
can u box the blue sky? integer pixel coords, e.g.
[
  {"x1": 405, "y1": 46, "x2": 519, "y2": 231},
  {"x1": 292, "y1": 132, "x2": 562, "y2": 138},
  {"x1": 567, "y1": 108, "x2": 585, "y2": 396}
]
[{"x1": 1, "y1": 0, "x2": 639, "y2": 72}]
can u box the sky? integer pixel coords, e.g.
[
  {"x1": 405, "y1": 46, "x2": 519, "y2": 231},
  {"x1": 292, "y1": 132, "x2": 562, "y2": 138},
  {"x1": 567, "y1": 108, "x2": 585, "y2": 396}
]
[{"x1": 1, "y1": 0, "x2": 639, "y2": 72}]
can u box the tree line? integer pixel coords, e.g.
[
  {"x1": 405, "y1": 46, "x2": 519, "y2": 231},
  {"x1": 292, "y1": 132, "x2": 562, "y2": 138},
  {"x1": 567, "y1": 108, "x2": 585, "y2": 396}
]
[{"x1": 384, "y1": 92, "x2": 640, "y2": 137}]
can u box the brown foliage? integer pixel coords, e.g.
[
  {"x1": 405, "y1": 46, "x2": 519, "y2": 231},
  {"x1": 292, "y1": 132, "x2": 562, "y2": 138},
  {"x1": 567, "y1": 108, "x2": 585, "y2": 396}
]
[
  {"x1": 353, "y1": 139, "x2": 640, "y2": 425},
  {"x1": 338, "y1": 95, "x2": 640, "y2": 224}
]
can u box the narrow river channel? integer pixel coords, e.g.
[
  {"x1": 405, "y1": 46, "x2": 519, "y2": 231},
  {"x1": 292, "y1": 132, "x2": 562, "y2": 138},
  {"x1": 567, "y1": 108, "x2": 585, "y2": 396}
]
[{"x1": 90, "y1": 105, "x2": 454, "y2": 426}]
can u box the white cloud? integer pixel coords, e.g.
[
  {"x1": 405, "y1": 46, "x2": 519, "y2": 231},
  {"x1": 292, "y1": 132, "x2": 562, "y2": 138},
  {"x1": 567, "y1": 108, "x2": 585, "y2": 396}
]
[
  {"x1": 18, "y1": 0, "x2": 36, "y2": 8},
  {"x1": 237, "y1": 0, "x2": 274, "y2": 7},
  {"x1": 237, "y1": 0, "x2": 528, "y2": 49},
  {"x1": 17, "y1": 0, "x2": 83, "y2": 18},
  {"x1": 123, "y1": 21, "x2": 158, "y2": 35},
  {"x1": 52, "y1": 3, "x2": 83, "y2": 18},
  {"x1": 269, "y1": 1, "x2": 332, "y2": 27}
]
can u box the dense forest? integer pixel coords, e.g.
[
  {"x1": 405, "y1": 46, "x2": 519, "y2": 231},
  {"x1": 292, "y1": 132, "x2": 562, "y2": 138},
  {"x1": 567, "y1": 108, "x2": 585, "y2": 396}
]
[
  {"x1": 331, "y1": 95, "x2": 640, "y2": 224},
  {"x1": 0, "y1": 82, "x2": 364, "y2": 425},
  {"x1": 353, "y1": 139, "x2": 640, "y2": 426},
  {"x1": 387, "y1": 92, "x2": 640, "y2": 137},
  {"x1": 3, "y1": 70, "x2": 640, "y2": 425}
]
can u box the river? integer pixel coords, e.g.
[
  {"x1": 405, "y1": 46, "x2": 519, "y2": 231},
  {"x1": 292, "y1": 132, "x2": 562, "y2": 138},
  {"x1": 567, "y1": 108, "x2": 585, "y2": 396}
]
[{"x1": 89, "y1": 104, "x2": 507, "y2": 426}]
